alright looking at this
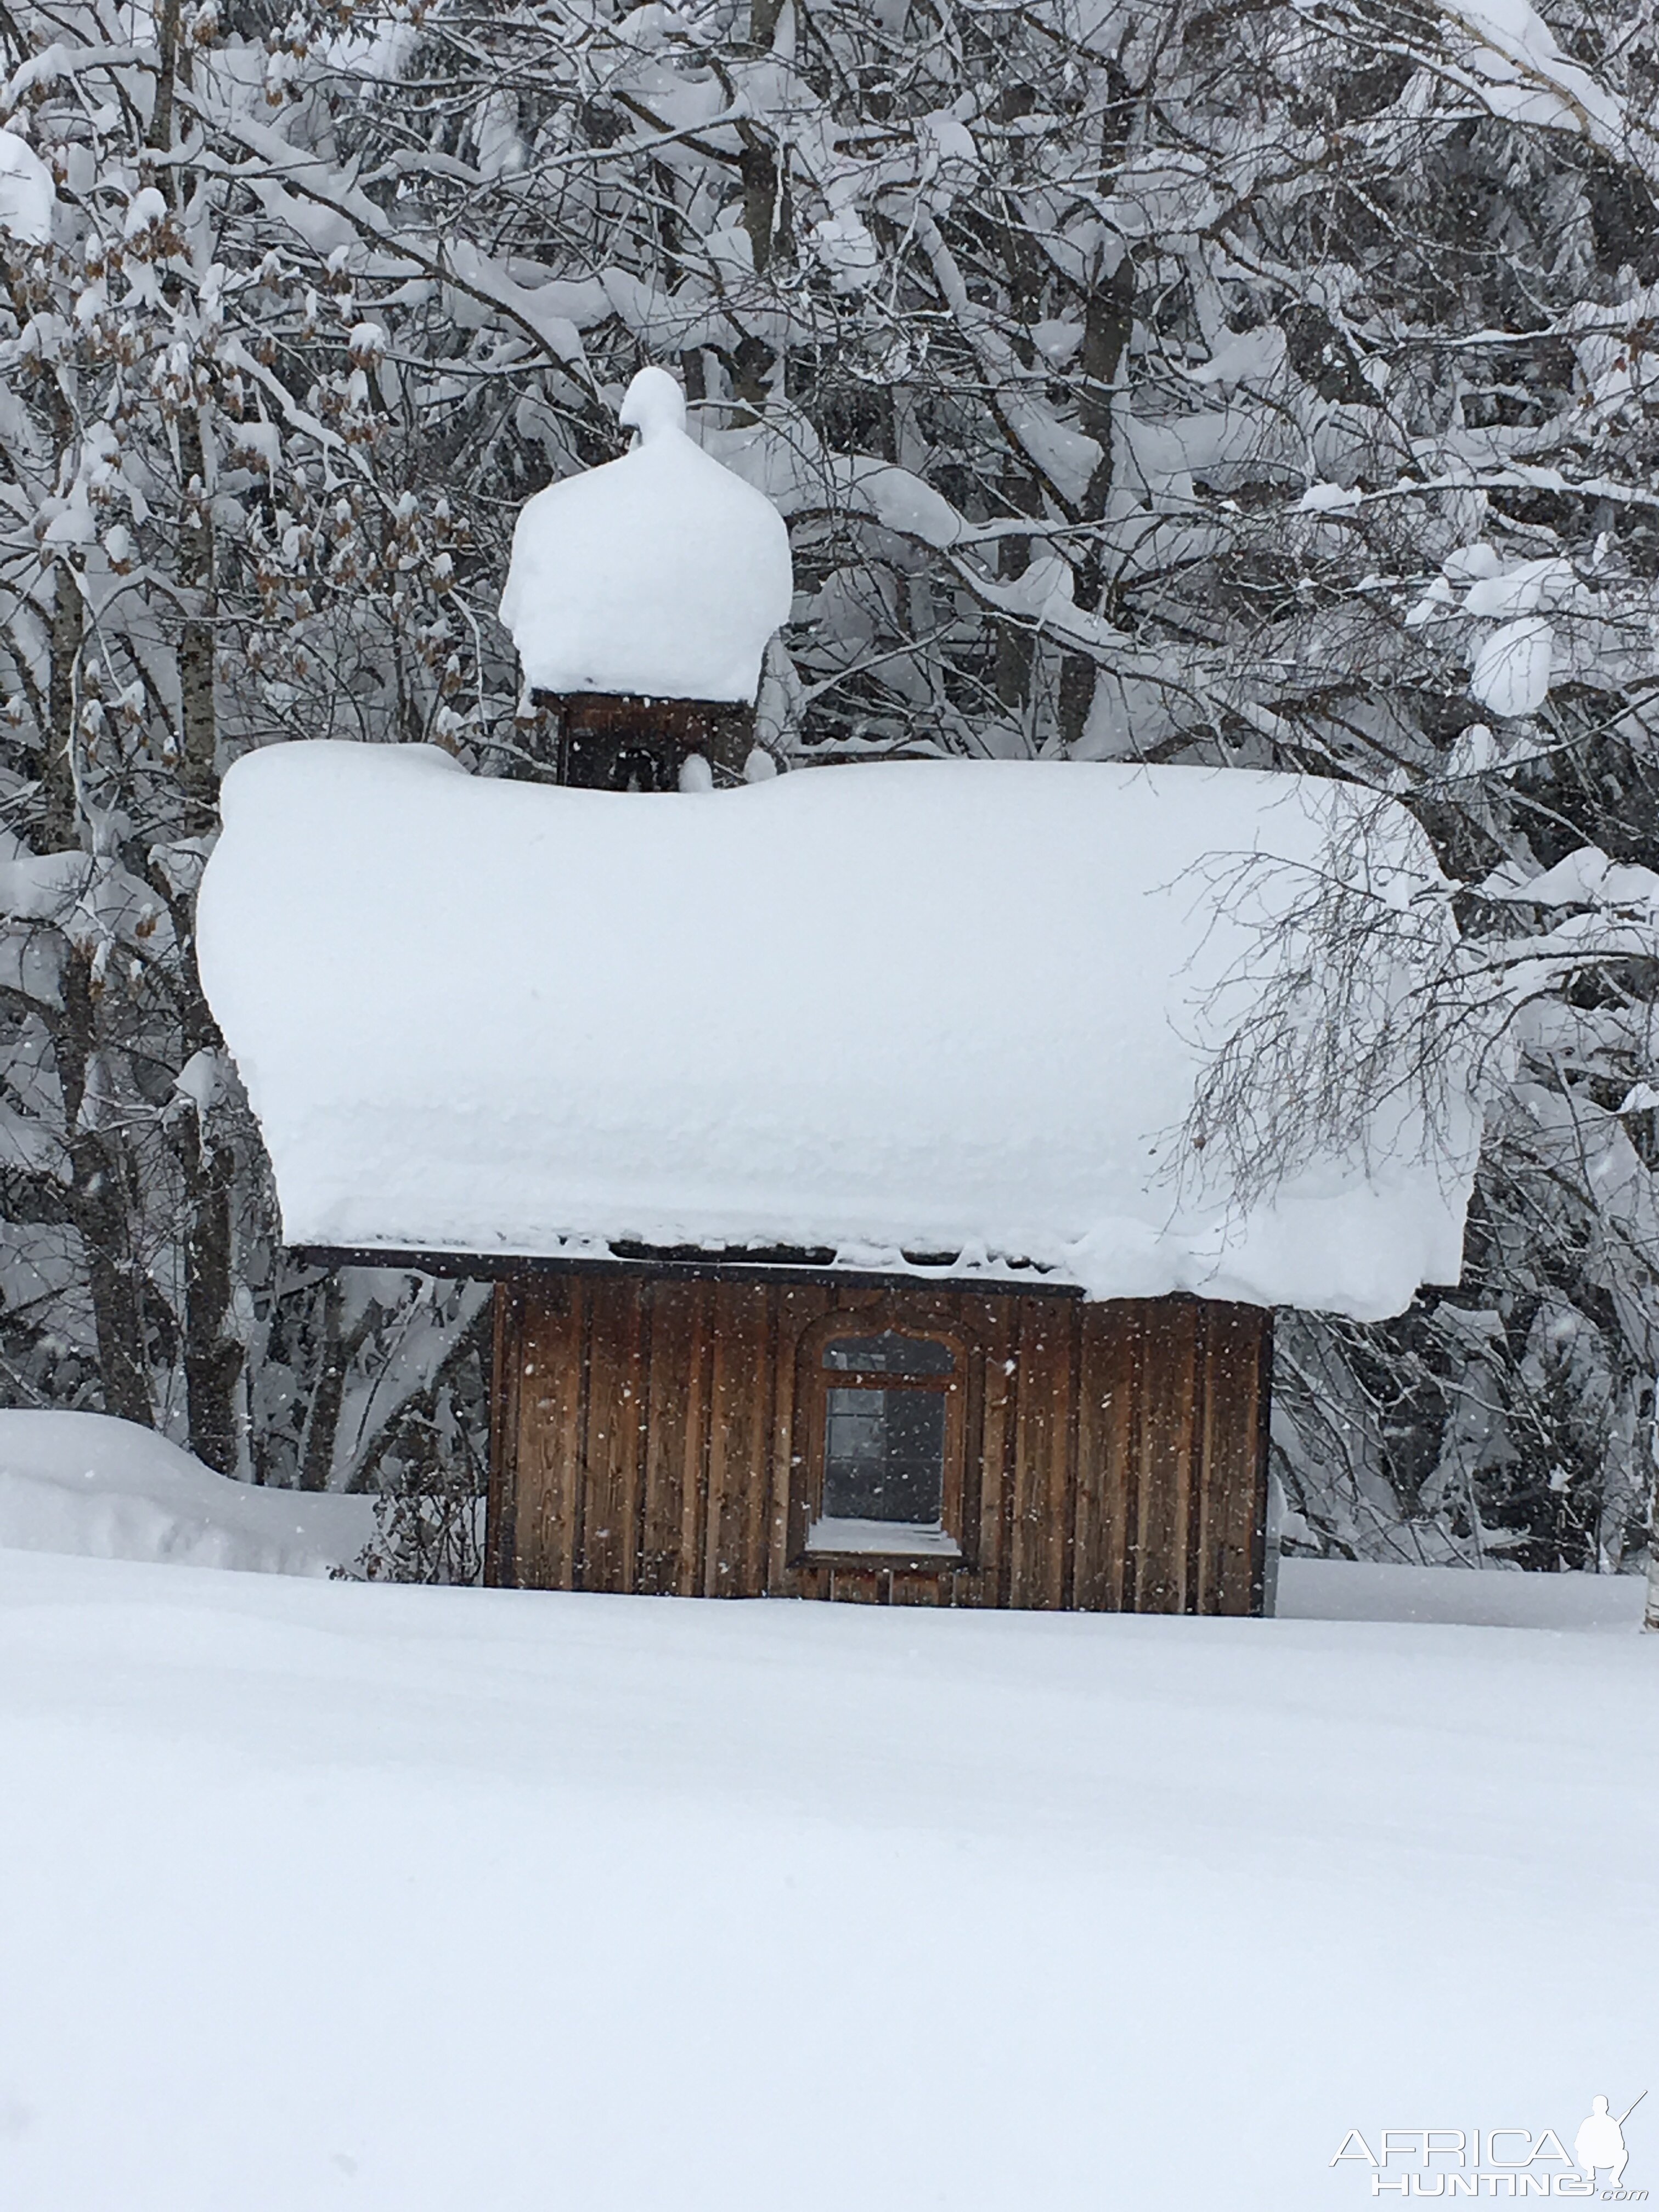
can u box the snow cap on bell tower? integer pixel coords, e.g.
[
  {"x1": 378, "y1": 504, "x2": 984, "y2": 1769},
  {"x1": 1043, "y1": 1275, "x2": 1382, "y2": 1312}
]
[{"x1": 499, "y1": 366, "x2": 793, "y2": 706}]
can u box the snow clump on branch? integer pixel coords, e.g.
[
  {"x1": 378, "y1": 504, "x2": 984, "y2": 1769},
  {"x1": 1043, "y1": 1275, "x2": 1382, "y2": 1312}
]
[{"x1": 0, "y1": 128, "x2": 53, "y2": 245}]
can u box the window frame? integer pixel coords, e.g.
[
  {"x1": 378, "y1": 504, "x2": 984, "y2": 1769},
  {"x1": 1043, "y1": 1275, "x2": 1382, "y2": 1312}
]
[{"x1": 789, "y1": 1310, "x2": 973, "y2": 1572}]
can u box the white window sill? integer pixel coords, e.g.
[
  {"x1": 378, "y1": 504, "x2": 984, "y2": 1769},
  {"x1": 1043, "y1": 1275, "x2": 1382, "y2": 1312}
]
[{"x1": 805, "y1": 1517, "x2": 962, "y2": 1561}]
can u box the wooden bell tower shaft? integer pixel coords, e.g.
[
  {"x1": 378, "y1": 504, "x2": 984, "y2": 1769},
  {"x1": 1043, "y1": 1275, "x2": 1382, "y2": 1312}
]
[{"x1": 529, "y1": 690, "x2": 758, "y2": 792}]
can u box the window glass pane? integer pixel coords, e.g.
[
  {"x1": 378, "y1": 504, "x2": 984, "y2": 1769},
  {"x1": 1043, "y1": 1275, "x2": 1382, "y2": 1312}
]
[
  {"x1": 822, "y1": 1331, "x2": 955, "y2": 1376},
  {"x1": 823, "y1": 1386, "x2": 946, "y2": 1524}
]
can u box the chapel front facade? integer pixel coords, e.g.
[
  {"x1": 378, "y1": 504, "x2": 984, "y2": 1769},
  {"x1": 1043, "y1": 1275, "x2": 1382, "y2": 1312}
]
[{"x1": 488, "y1": 1268, "x2": 1271, "y2": 1613}]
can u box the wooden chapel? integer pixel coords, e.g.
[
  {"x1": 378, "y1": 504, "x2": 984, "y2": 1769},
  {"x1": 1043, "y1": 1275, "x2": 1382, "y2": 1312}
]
[{"x1": 198, "y1": 369, "x2": 1473, "y2": 1618}]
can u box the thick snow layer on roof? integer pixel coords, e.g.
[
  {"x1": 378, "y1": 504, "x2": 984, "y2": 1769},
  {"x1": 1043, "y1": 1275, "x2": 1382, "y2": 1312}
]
[
  {"x1": 498, "y1": 367, "x2": 793, "y2": 704},
  {"x1": 199, "y1": 742, "x2": 1477, "y2": 1318}
]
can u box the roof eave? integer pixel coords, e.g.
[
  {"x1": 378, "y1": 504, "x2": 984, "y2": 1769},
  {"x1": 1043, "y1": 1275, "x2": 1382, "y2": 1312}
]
[{"x1": 287, "y1": 1241, "x2": 1089, "y2": 1298}]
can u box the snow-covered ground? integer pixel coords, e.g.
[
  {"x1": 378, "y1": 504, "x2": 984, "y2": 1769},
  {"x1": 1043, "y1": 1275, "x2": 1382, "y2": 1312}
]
[
  {"x1": 0, "y1": 1544, "x2": 1651, "y2": 2211},
  {"x1": 1279, "y1": 1553, "x2": 1646, "y2": 1632}
]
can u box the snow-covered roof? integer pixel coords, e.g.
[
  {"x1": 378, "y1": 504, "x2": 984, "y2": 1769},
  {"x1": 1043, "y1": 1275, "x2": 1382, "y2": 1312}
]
[
  {"x1": 498, "y1": 367, "x2": 793, "y2": 704},
  {"x1": 198, "y1": 742, "x2": 1477, "y2": 1319}
]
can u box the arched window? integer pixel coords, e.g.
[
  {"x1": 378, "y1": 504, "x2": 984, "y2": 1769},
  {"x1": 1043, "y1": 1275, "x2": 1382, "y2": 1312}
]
[{"x1": 799, "y1": 1324, "x2": 966, "y2": 1562}]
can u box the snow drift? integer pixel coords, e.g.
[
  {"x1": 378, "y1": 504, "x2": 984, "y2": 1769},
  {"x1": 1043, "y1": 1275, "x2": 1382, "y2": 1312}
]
[
  {"x1": 199, "y1": 742, "x2": 1477, "y2": 1318},
  {"x1": 0, "y1": 1410, "x2": 371, "y2": 1575}
]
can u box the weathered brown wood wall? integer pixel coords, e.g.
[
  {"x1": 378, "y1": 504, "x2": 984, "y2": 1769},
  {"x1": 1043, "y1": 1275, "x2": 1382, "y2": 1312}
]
[
  {"x1": 487, "y1": 1275, "x2": 1271, "y2": 1615},
  {"x1": 523, "y1": 689, "x2": 758, "y2": 790}
]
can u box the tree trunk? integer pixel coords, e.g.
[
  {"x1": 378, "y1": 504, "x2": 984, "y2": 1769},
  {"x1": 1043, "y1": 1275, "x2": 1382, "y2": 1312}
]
[
  {"x1": 58, "y1": 951, "x2": 153, "y2": 1426},
  {"x1": 176, "y1": 1092, "x2": 243, "y2": 1473},
  {"x1": 176, "y1": 409, "x2": 217, "y2": 831},
  {"x1": 301, "y1": 1274, "x2": 349, "y2": 1492},
  {"x1": 42, "y1": 550, "x2": 81, "y2": 854},
  {"x1": 994, "y1": 472, "x2": 1040, "y2": 714},
  {"x1": 150, "y1": 0, "x2": 183, "y2": 167},
  {"x1": 1059, "y1": 248, "x2": 1135, "y2": 753},
  {"x1": 172, "y1": 361, "x2": 241, "y2": 1467}
]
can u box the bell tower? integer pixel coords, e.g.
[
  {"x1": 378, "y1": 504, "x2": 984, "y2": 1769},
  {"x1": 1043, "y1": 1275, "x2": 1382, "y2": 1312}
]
[{"x1": 498, "y1": 365, "x2": 794, "y2": 788}]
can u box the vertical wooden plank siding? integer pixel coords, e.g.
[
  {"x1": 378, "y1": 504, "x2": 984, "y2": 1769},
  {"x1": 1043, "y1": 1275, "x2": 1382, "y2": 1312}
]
[
  {"x1": 484, "y1": 1283, "x2": 523, "y2": 1589},
  {"x1": 678, "y1": 1286, "x2": 715, "y2": 1598},
  {"x1": 1128, "y1": 1300, "x2": 1193, "y2": 1612},
  {"x1": 704, "y1": 1284, "x2": 774, "y2": 1597},
  {"x1": 1250, "y1": 1312, "x2": 1273, "y2": 1614},
  {"x1": 766, "y1": 1286, "x2": 831, "y2": 1589},
  {"x1": 509, "y1": 1280, "x2": 585, "y2": 1590},
  {"x1": 637, "y1": 1282, "x2": 695, "y2": 1595},
  {"x1": 1074, "y1": 1301, "x2": 1129, "y2": 1612},
  {"x1": 830, "y1": 1567, "x2": 883, "y2": 1604},
  {"x1": 1192, "y1": 1303, "x2": 1272, "y2": 1615},
  {"x1": 1113, "y1": 1307, "x2": 1147, "y2": 1611},
  {"x1": 579, "y1": 1276, "x2": 647, "y2": 1594},
  {"x1": 1006, "y1": 1295, "x2": 1077, "y2": 1610},
  {"x1": 890, "y1": 1570, "x2": 948, "y2": 1607},
  {"x1": 958, "y1": 1293, "x2": 1015, "y2": 1609},
  {"x1": 493, "y1": 1277, "x2": 1271, "y2": 1617}
]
